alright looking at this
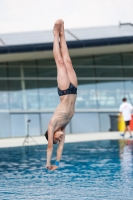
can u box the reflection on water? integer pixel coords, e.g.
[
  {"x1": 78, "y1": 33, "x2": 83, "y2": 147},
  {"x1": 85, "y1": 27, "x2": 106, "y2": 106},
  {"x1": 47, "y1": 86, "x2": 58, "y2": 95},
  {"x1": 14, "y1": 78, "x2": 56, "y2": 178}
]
[
  {"x1": 0, "y1": 140, "x2": 133, "y2": 200},
  {"x1": 119, "y1": 139, "x2": 133, "y2": 191}
]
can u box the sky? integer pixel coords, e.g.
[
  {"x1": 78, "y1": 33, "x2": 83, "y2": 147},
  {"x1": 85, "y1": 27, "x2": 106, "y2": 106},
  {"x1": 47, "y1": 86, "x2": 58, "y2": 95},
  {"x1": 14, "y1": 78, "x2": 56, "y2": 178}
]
[{"x1": 0, "y1": 0, "x2": 133, "y2": 34}]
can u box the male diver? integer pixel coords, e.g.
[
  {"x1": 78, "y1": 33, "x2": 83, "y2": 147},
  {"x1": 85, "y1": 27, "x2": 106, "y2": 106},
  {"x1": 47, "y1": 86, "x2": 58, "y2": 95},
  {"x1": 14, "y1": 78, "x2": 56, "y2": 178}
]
[{"x1": 45, "y1": 19, "x2": 78, "y2": 170}]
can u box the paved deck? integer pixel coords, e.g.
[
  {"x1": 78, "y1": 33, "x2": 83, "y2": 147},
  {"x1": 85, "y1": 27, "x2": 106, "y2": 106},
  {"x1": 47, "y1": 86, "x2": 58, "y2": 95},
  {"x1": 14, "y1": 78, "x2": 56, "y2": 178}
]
[{"x1": 0, "y1": 131, "x2": 133, "y2": 148}]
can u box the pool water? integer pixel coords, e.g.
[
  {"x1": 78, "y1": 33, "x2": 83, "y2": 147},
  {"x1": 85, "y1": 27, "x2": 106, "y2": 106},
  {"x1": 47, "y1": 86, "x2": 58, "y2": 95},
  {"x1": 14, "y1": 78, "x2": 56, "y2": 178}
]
[{"x1": 0, "y1": 140, "x2": 133, "y2": 200}]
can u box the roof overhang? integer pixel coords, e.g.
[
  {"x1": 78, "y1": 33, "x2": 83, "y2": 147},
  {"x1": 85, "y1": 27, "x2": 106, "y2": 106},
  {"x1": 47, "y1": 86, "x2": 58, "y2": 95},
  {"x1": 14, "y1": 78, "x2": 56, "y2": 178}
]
[{"x1": 0, "y1": 36, "x2": 133, "y2": 62}]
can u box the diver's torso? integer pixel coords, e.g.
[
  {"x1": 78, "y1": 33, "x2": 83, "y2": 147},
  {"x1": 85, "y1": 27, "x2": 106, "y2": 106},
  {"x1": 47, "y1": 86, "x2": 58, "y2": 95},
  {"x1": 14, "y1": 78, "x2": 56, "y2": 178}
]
[{"x1": 51, "y1": 94, "x2": 77, "y2": 131}]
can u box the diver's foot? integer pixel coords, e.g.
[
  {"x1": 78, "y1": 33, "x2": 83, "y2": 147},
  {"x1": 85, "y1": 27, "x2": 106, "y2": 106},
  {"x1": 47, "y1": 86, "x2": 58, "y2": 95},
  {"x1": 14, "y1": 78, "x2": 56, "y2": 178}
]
[
  {"x1": 120, "y1": 133, "x2": 125, "y2": 137},
  {"x1": 53, "y1": 20, "x2": 61, "y2": 36},
  {"x1": 60, "y1": 19, "x2": 65, "y2": 35}
]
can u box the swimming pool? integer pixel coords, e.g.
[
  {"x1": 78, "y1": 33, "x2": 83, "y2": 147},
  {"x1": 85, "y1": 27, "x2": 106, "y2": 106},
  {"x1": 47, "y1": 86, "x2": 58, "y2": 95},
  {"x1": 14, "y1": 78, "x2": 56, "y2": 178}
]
[{"x1": 0, "y1": 140, "x2": 133, "y2": 200}]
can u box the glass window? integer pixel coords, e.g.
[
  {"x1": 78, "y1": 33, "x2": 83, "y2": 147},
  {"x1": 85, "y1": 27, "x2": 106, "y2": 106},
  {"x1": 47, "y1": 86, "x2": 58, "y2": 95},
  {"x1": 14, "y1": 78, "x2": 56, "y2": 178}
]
[
  {"x1": 38, "y1": 67, "x2": 57, "y2": 77},
  {"x1": 23, "y1": 61, "x2": 37, "y2": 77},
  {"x1": 8, "y1": 81, "x2": 23, "y2": 110},
  {"x1": 0, "y1": 67, "x2": 7, "y2": 77},
  {"x1": 23, "y1": 60, "x2": 37, "y2": 67},
  {"x1": 25, "y1": 80, "x2": 39, "y2": 109},
  {"x1": 95, "y1": 54, "x2": 121, "y2": 66},
  {"x1": 11, "y1": 114, "x2": 41, "y2": 137},
  {"x1": 74, "y1": 68, "x2": 94, "y2": 77},
  {"x1": 38, "y1": 59, "x2": 56, "y2": 77},
  {"x1": 72, "y1": 56, "x2": 94, "y2": 66},
  {"x1": 8, "y1": 68, "x2": 21, "y2": 77},
  {"x1": 122, "y1": 53, "x2": 133, "y2": 65},
  {"x1": 99, "y1": 112, "x2": 118, "y2": 132},
  {"x1": 38, "y1": 59, "x2": 55, "y2": 66},
  {"x1": 96, "y1": 80, "x2": 124, "y2": 108},
  {"x1": 8, "y1": 61, "x2": 22, "y2": 68},
  {"x1": 95, "y1": 67, "x2": 122, "y2": 77},
  {"x1": 76, "y1": 80, "x2": 97, "y2": 109},
  {"x1": 24, "y1": 67, "x2": 37, "y2": 77},
  {"x1": 0, "y1": 113, "x2": 11, "y2": 138},
  {"x1": 0, "y1": 80, "x2": 9, "y2": 110},
  {"x1": 27, "y1": 114, "x2": 41, "y2": 136},
  {"x1": 123, "y1": 68, "x2": 133, "y2": 77},
  {"x1": 11, "y1": 114, "x2": 26, "y2": 137},
  {"x1": 0, "y1": 63, "x2": 7, "y2": 67},
  {"x1": 124, "y1": 81, "x2": 133, "y2": 104},
  {"x1": 71, "y1": 113, "x2": 99, "y2": 133},
  {"x1": 38, "y1": 80, "x2": 59, "y2": 109}
]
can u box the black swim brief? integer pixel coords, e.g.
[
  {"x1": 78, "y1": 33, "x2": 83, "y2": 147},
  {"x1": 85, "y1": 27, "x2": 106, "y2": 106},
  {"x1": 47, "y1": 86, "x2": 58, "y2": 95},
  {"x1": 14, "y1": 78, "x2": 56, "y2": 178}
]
[{"x1": 58, "y1": 83, "x2": 77, "y2": 96}]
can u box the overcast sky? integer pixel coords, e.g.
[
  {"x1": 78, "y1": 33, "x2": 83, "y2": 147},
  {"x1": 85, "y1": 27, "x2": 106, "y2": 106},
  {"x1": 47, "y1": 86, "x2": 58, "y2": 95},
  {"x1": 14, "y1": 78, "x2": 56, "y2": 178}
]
[{"x1": 0, "y1": 0, "x2": 133, "y2": 34}]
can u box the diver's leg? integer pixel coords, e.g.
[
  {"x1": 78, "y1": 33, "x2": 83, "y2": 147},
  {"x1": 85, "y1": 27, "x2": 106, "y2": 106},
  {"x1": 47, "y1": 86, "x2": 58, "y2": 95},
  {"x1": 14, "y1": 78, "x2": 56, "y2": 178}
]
[
  {"x1": 53, "y1": 20, "x2": 70, "y2": 90},
  {"x1": 59, "y1": 20, "x2": 78, "y2": 87}
]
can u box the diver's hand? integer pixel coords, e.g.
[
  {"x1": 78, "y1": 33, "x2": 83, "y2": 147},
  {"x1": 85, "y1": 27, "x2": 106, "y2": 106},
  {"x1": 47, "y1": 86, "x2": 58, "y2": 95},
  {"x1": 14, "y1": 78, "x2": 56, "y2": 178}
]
[
  {"x1": 45, "y1": 164, "x2": 51, "y2": 170},
  {"x1": 50, "y1": 165, "x2": 58, "y2": 171}
]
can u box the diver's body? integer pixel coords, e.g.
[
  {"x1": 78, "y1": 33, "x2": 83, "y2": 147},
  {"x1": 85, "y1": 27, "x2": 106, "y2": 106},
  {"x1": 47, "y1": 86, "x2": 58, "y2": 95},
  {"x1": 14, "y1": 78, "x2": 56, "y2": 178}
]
[
  {"x1": 45, "y1": 19, "x2": 78, "y2": 170},
  {"x1": 51, "y1": 88, "x2": 77, "y2": 131}
]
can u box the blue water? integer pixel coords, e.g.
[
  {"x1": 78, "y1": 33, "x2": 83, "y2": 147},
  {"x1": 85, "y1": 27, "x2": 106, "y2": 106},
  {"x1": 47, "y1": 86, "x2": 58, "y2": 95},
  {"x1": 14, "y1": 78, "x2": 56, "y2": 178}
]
[{"x1": 0, "y1": 140, "x2": 133, "y2": 200}]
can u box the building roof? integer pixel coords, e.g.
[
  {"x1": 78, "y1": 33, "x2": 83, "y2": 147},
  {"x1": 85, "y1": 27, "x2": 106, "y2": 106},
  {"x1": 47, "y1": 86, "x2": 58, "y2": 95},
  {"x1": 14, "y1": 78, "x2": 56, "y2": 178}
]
[{"x1": 0, "y1": 23, "x2": 133, "y2": 54}]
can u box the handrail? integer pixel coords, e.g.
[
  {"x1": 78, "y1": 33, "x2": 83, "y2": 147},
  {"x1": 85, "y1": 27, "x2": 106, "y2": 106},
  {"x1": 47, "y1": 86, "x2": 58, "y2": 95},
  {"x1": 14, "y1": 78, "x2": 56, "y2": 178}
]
[{"x1": 119, "y1": 22, "x2": 133, "y2": 27}]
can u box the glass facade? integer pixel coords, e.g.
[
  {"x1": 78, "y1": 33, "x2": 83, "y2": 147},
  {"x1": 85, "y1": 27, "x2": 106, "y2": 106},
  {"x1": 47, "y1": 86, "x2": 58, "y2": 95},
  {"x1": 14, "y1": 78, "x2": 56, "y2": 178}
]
[{"x1": 0, "y1": 53, "x2": 133, "y2": 137}]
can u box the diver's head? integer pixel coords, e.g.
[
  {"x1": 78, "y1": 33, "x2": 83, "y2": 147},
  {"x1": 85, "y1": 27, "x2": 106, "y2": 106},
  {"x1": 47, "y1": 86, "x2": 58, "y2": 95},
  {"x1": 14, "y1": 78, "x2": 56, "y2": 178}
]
[{"x1": 45, "y1": 130, "x2": 63, "y2": 144}]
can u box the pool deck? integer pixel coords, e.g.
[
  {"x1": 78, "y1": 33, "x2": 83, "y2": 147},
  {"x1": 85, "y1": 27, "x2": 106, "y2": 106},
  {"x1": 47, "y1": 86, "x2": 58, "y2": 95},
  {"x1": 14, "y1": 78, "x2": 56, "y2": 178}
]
[{"x1": 0, "y1": 131, "x2": 133, "y2": 148}]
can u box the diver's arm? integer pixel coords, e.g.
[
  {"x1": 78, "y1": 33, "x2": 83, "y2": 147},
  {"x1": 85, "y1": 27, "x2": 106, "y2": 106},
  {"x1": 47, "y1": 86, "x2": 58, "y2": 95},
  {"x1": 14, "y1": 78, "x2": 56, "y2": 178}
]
[
  {"x1": 56, "y1": 132, "x2": 65, "y2": 161},
  {"x1": 50, "y1": 132, "x2": 65, "y2": 171},
  {"x1": 46, "y1": 126, "x2": 54, "y2": 169},
  {"x1": 46, "y1": 148, "x2": 53, "y2": 168}
]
